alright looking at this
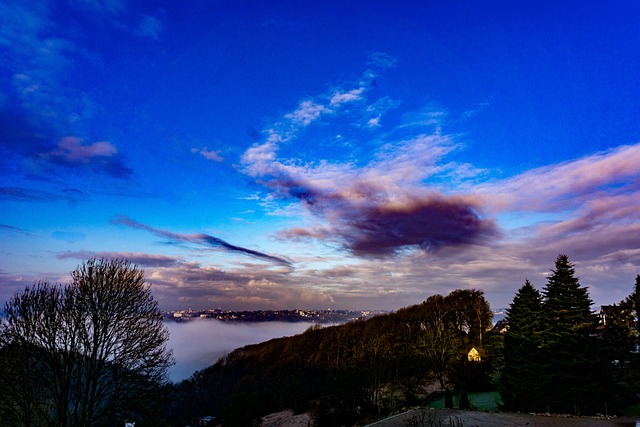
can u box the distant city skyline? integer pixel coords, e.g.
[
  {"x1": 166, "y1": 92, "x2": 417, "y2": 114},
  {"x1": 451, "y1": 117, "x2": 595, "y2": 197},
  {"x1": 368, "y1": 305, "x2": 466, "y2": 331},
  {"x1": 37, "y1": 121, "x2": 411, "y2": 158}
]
[{"x1": 2, "y1": 1, "x2": 640, "y2": 311}]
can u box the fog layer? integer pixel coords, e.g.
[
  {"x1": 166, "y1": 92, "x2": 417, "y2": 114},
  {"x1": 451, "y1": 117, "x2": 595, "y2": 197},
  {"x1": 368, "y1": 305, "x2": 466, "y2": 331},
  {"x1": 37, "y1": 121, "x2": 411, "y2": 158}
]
[{"x1": 165, "y1": 320, "x2": 316, "y2": 382}]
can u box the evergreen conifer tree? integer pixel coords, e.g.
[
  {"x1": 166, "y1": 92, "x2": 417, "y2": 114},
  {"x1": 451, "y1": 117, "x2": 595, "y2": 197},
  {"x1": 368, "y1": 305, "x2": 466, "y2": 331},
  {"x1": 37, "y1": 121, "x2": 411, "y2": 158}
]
[
  {"x1": 539, "y1": 254, "x2": 607, "y2": 414},
  {"x1": 542, "y1": 254, "x2": 594, "y2": 333},
  {"x1": 632, "y1": 275, "x2": 640, "y2": 337},
  {"x1": 499, "y1": 279, "x2": 544, "y2": 412},
  {"x1": 610, "y1": 275, "x2": 640, "y2": 397}
]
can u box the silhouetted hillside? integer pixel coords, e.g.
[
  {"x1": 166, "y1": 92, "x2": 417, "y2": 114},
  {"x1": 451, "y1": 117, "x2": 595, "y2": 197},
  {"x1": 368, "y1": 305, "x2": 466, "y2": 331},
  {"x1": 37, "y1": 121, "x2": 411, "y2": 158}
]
[{"x1": 166, "y1": 289, "x2": 499, "y2": 426}]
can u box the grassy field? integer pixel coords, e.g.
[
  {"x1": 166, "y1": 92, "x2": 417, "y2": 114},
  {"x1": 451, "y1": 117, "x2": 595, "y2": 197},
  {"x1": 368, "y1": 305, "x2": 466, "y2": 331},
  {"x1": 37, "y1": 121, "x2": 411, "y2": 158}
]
[
  {"x1": 621, "y1": 403, "x2": 640, "y2": 417},
  {"x1": 428, "y1": 391, "x2": 501, "y2": 412}
]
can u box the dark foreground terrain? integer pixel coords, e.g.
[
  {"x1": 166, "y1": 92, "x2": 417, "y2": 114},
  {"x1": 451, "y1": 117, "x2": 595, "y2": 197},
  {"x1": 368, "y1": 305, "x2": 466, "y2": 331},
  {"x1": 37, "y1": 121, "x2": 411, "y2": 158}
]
[{"x1": 364, "y1": 408, "x2": 639, "y2": 427}]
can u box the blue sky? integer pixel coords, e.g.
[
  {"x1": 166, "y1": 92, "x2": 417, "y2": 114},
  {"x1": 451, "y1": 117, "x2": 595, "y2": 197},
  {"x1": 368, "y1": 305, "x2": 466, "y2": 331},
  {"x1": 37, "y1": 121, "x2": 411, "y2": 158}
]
[{"x1": 2, "y1": 0, "x2": 640, "y2": 311}]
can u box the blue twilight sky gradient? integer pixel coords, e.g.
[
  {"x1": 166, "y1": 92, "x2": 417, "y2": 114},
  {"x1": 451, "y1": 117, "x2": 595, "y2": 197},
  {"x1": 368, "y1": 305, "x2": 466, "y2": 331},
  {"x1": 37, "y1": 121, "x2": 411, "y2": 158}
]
[{"x1": 2, "y1": 0, "x2": 640, "y2": 311}]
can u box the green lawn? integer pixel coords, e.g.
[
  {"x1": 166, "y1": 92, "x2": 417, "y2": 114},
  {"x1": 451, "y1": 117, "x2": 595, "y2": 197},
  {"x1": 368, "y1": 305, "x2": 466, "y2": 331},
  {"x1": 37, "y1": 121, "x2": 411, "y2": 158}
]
[
  {"x1": 428, "y1": 391, "x2": 501, "y2": 412},
  {"x1": 621, "y1": 403, "x2": 640, "y2": 417}
]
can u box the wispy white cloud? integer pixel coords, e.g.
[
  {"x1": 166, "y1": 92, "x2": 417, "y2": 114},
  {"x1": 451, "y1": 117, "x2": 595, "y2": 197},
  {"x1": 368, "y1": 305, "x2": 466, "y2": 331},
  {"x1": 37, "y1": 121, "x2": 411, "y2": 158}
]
[
  {"x1": 136, "y1": 14, "x2": 162, "y2": 39},
  {"x1": 285, "y1": 100, "x2": 328, "y2": 126},
  {"x1": 367, "y1": 52, "x2": 398, "y2": 69},
  {"x1": 458, "y1": 101, "x2": 491, "y2": 122},
  {"x1": 360, "y1": 96, "x2": 401, "y2": 129},
  {"x1": 329, "y1": 87, "x2": 365, "y2": 107},
  {"x1": 240, "y1": 71, "x2": 377, "y2": 179},
  {"x1": 192, "y1": 147, "x2": 224, "y2": 162},
  {"x1": 1, "y1": 2, "x2": 77, "y2": 131},
  {"x1": 367, "y1": 117, "x2": 380, "y2": 127}
]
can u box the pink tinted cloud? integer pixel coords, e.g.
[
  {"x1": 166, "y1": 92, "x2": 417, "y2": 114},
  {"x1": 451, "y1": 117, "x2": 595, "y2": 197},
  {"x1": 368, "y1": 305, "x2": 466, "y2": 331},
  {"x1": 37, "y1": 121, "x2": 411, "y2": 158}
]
[
  {"x1": 275, "y1": 226, "x2": 333, "y2": 242},
  {"x1": 142, "y1": 262, "x2": 333, "y2": 311},
  {"x1": 244, "y1": 134, "x2": 461, "y2": 201},
  {"x1": 38, "y1": 136, "x2": 131, "y2": 178},
  {"x1": 240, "y1": 139, "x2": 280, "y2": 177},
  {"x1": 57, "y1": 250, "x2": 181, "y2": 268},
  {"x1": 538, "y1": 192, "x2": 640, "y2": 239},
  {"x1": 473, "y1": 144, "x2": 640, "y2": 271},
  {"x1": 48, "y1": 137, "x2": 117, "y2": 162},
  {"x1": 479, "y1": 144, "x2": 640, "y2": 213}
]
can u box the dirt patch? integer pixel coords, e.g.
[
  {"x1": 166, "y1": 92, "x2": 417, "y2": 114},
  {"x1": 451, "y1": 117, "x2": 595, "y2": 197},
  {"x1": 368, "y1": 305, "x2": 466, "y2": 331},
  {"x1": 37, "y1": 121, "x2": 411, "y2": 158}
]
[{"x1": 261, "y1": 409, "x2": 313, "y2": 427}]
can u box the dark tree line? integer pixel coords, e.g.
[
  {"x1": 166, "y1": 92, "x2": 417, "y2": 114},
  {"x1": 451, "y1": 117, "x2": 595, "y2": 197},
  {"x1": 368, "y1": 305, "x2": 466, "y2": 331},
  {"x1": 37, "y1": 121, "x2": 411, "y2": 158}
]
[
  {"x1": 500, "y1": 254, "x2": 640, "y2": 415},
  {"x1": 166, "y1": 289, "x2": 496, "y2": 426}
]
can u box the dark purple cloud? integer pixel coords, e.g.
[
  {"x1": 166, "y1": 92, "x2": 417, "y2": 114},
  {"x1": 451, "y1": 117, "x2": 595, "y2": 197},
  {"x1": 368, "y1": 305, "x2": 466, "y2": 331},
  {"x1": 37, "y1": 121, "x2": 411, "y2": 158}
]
[
  {"x1": 340, "y1": 197, "x2": 498, "y2": 256},
  {"x1": 110, "y1": 215, "x2": 293, "y2": 267},
  {"x1": 274, "y1": 177, "x2": 498, "y2": 257}
]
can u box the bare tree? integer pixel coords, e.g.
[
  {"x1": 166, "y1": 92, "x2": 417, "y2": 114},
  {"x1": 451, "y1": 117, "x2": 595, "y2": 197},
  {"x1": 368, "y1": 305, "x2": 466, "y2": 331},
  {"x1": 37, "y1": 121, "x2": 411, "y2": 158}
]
[
  {"x1": 446, "y1": 289, "x2": 493, "y2": 346},
  {"x1": 0, "y1": 258, "x2": 173, "y2": 427},
  {"x1": 416, "y1": 295, "x2": 462, "y2": 388}
]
